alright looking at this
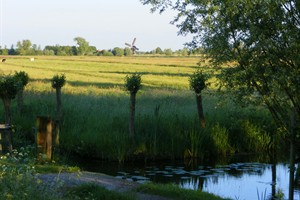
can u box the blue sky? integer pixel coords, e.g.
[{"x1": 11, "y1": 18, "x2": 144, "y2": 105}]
[{"x1": 0, "y1": 0, "x2": 191, "y2": 51}]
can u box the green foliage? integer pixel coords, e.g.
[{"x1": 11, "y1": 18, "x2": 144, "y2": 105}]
[
  {"x1": 0, "y1": 46, "x2": 8, "y2": 55},
  {"x1": 143, "y1": 0, "x2": 300, "y2": 135},
  {"x1": 227, "y1": 119, "x2": 271, "y2": 153},
  {"x1": 124, "y1": 73, "x2": 142, "y2": 94},
  {"x1": 155, "y1": 47, "x2": 163, "y2": 54},
  {"x1": 0, "y1": 146, "x2": 63, "y2": 200},
  {"x1": 14, "y1": 71, "x2": 29, "y2": 89},
  {"x1": 112, "y1": 47, "x2": 124, "y2": 56},
  {"x1": 189, "y1": 70, "x2": 208, "y2": 94},
  {"x1": 16, "y1": 39, "x2": 32, "y2": 55},
  {"x1": 51, "y1": 74, "x2": 66, "y2": 89},
  {"x1": 240, "y1": 120, "x2": 271, "y2": 152},
  {"x1": 184, "y1": 130, "x2": 205, "y2": 159},
  {"x1": 210, "y1": 124, "x2": 232, "y2": 156},
  {"x1": 0, "y1": 74, "x2": 21, "y2": 100},
  {"x1": 74, "y1": 37, "x2": 90, "y2": 55},
  {"x1": 124, "y1": 47, "x2": 133, "y2": 56},
  {"x1": 102, "y1": 50, "x2": 114, "y2": 56},
  {"x1": 44, "y1": 45, "x2": 76, "y2": 56},
  {"x1": 164, "y1": 48, "x2": 173, "y2": 56}
]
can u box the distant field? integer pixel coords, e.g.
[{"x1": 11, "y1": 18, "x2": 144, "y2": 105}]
[{"x1": 0, "y1": 56, "x2": 205, "y2": 94}]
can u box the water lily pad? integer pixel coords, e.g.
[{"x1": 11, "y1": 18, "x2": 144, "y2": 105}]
[
  {"x1": 174, "y1": 169, "x2": 188, "y2": 175},
  {"x1": 131, "y1": 176, "x2": 150, "y2": 181},
  {"x1": 189, "y1": 171, "x2": 204, "y2": 176},
  {"x1": 180, "y1": 176, "x2": 191, "y2": 180},
  {"x1": 117, "y1": 172, "x2": 129, "y2": 176},
  {"x1": 147, "y1": 173, "x2": 156, "y2": 176}
]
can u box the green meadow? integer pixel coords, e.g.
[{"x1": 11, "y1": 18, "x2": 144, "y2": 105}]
[{"x1": 0, "y1": 56, "x2": 274, "y2": 161}]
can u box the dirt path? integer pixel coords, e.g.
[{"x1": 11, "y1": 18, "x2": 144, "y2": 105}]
[{"x1": 38, "y1": 171, "x2": 173, "y2": 200}]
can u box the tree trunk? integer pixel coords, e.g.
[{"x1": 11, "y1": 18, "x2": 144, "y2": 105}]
[
  {"x1": 129, "y1": 92, "x2": 136, "y2": 138},
  {"x1": 289, "y1": 108, "x2": 296, "y2": 200},
  {"x1": 271, "y1": 155, "x2": 277, "y2": 199},
  {"x1": 54, "y1": 88, "x2": 62, "y2": 151},
  {"x1": 196, "y1": 94, "x2": 205, "y2": 128},
  {"x1": 56, "y1": 88, "x2": 62, "y2": 120},
  {"x1": 289, "y1": 138, "x2": 295, "y2": 200}
]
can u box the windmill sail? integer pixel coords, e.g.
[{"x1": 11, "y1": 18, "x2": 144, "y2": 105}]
[{"x1": 125, "y1": 38, "x2": 139, "y2": 54}]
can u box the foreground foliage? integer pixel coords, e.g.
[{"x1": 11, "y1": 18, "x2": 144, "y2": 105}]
[{"x1": 0, "y1": 147, "x2": 62, "y2": 200}]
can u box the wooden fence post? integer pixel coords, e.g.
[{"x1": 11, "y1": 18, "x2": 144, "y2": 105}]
[
  {"x1": 36, "y1": 116, "x2": 53, "y2": 161},
  {"x1": 0, "y1": 124, "x2": 12, "y2": 155}
]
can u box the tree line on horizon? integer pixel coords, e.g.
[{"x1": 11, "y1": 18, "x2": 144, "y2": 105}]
[{"x1": 0, "y1": 37, "x2": 201, "y2": 57}]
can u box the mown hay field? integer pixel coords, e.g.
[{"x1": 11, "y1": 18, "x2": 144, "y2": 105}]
[{"x1": 1, "y1": 56, "x2": 204, "y2": 93}]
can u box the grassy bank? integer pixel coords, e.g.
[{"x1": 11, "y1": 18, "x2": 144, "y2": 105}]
[
  {"x1": 0, "y1": 56, "x2": 275, "y2": 161},
  {"x1": 137, "y1": 183, "x2": 230, "y2": 200}
]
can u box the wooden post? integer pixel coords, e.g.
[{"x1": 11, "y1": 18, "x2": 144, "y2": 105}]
[
  {"x1": 0, "y1": 124, "x2": 12, "y2": 155},
  {"x1": 36, "y1": 116, "x2": 53, "y2": 161}
]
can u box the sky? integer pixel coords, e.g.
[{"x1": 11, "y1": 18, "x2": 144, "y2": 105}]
[{"x1": 0, "y1": 0, "x2": 192, "y2": 51}]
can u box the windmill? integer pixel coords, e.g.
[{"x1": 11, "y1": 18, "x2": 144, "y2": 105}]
[{"x1": 125, "y1": 38, "x2": 139, "y2": 54}]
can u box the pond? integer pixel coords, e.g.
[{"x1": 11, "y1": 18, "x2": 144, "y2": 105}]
[{"x1": 73, "y1": 156, "x2": 300, "y2": 200}]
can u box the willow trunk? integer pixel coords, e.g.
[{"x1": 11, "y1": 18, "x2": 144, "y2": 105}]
[
  {"x1": 196, "y1": 94, "x2": 205, "y2": 128},
  {"x1": 54, "y1": 88, "x2": 62, "y2": 149},
  {"x1": 129, "y1": 92, "x2": 136, "y2": 138},
  {"x1": 289, "y1": 108, "x2": 297, "y2": 200}
]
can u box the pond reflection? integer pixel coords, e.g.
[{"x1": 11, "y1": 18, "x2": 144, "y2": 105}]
[
  {"x1": 179, "y1": 163, "x2": 294, "y2": 200},
  {"x1": 72, "y1": 156, "x2": 300, "y2": 200}
]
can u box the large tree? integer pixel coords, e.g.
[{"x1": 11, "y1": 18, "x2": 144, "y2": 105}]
[
  {"x1": 16, "y1": 40, "x2": 32, "y2": 55},
  {"x1": 141, "y1": 1, "x2": 300, "y2": 199},
  {"x1": 74, "y1": 37, "x2": 90, "y2": 55},
  {"x1": 112, "y1": 47, "x2": 124, "y2": 56}
]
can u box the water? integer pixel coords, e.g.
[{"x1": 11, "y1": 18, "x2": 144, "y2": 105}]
[{"x1": 73, "y1": 157, "x2": 300, "y2": 200}]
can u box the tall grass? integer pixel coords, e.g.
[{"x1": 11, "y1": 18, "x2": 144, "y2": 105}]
[{"x1": 0, "y1": 56, "x2": 275, "y2": 161}]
